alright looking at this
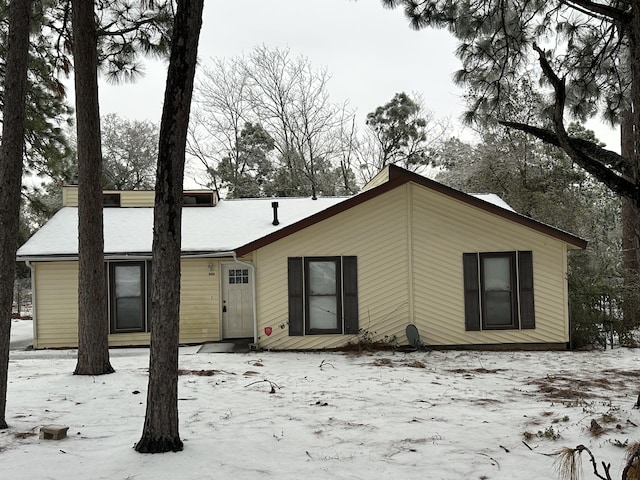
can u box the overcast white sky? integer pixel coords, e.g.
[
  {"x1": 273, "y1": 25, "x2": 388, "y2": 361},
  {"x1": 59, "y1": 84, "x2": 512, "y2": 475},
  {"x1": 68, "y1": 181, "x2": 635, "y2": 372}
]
[
  {"x1": 98, "y1": 2, "x2": 465, "y2": 132},
  {"x1": 97, "y1": 0, "x2": 620, "y2": 152}
]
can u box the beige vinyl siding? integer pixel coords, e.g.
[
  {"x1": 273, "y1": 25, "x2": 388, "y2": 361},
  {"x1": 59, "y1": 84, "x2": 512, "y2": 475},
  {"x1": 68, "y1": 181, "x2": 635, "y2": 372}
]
[
  {"x1": 33, "y1": 262, "x2": 79, "y2": 348},
  {"x1": 62, "y1": 186, "x2": 215, "y2": 207},
  {"x1": 410, "y1": 182, "x2": 569, "y2": 346},
  {"x1": 62, "y1": 186, "x2": 156, "y2": 207},
  {"x1": 119, "y1": 191, "x2": 155, "y2": 207},
  {"x1": 255, "y1": 186, "x2": 411, "y2": 350},
  {"x1": 33, "y1": 258, "x2": 221, "y2": 348},
  {"x1": 62, "y1": 187, "x2": 79, "y2": 207},
  {"x1": 254, "y1": 181, "x2": 572, "y2": 350},
  {"x1": 178, "y1": 258, "x2": 220, "y2": 343},
  {"x1": 360, "y1": 166, "x2": 390, "y2": 192}
]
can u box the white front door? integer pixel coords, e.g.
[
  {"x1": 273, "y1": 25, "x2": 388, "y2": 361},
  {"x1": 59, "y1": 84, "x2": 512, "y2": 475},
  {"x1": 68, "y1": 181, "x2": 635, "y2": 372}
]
[{"x1": 221, "y1": 264, "x2": 254, "y2": 339}]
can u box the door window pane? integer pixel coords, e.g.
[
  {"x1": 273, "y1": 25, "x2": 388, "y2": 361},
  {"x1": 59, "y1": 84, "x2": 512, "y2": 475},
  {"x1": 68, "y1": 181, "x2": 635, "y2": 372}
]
[{"x1": 228, "y1": 268, "x2": 249, "y2": 285}]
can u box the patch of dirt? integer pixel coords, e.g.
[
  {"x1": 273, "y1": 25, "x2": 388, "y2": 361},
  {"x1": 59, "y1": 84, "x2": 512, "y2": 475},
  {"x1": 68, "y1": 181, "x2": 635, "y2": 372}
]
[
  {"x1": 404, "y1": 360, "x2": 427, "y2": 368},
  {"x1": 372, "y1": 358, "x2": 393, "y2": 367},
  {"x1": 178, "y1": 369, "x2": 223, "y2": 376},
  {"x1": 528, "y1": 373, "x2": 628, "y2": 401},
  {"x1": 602, "y1": 369, "x2": 640, "y2": 378},
  {"x1": 448, "y1": 368, "x2": 503, "y2": 374},
  {"x1": 471, "y1": 398, "x2": 502, "y2": 405}
]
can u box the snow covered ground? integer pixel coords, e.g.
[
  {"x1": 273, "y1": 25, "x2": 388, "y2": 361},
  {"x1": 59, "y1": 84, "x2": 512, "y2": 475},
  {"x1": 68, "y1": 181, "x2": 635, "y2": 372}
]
[{"x1": 3, "y1": 319, "x2": 640, "y2": 480}]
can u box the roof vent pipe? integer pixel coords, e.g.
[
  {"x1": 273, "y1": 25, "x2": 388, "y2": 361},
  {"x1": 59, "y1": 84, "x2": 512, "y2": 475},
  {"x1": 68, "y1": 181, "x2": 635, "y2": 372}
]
[{"x1": 271, "y1": 201, "x2": 279, "y2": 226}]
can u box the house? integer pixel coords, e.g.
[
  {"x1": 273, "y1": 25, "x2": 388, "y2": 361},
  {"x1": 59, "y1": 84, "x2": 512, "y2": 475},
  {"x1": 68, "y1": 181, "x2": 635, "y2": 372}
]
[{"x1": 16, "y1": 165, "x2": 586, "y2": 350}]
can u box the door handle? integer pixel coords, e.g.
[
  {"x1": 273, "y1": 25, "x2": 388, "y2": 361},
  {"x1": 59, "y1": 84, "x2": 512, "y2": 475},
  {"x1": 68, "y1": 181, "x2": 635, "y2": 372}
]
[{"x1": 223, "y1": 305, "x2": 227, "y2": 313}]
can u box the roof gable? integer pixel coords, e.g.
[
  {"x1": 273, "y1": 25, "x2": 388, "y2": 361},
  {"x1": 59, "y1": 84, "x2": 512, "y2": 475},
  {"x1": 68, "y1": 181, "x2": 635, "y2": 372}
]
[{"x1": 235, "y1": 165, "x2": 587, "y2": 255}]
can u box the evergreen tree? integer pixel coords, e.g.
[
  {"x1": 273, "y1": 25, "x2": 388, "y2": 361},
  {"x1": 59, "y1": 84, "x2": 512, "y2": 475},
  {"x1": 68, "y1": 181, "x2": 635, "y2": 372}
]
[
  {"x1": 135, "y1": 0, "x2": 203, "y2": 454},
  {"x1": 0, "y1": 0, "x2": 32, "y2": 429},
  {"x1": 381, "y1": 1, "x2": 640, "y2": 203}
]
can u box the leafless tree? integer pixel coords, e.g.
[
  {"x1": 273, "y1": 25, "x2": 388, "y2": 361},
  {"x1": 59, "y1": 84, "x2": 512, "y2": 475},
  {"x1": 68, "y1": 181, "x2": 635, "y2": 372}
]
[{"x1": 192, "y1": 46, "x2": 357, "y2": 197}]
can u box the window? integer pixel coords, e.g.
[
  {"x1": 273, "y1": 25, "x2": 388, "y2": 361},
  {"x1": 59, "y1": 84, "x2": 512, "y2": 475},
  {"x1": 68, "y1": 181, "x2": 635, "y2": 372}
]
[
  {"x1": 108, "y1": 261, "x2": 150, "y2": 333},
  {"x1": 288, "y1": 256, "x2": 359, "y2": 336},
  {"x1": 103, "y1": 193, "x2": 121, "y2": 207},
  {"x1": 463, "y1": 251, "x2": 535, "y2": 331},
  {"x1": 228, "y1": 268, "x2": 249, "y2": 284},
  {"x1": 183, "y1": 191, "x2": 215, "y2": 206}
]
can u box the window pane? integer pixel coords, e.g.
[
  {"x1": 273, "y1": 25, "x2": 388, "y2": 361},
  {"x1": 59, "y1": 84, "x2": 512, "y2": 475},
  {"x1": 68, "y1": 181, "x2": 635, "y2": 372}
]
[
  {"x1": 309, "y1": 261, "x2": 336, "y2": 295},
  {"x1": 115, "y1": 266, "x2": 141, "y2": 297},
  {"x1": 116, "y1": 297, "x2": 143, "y2": 330},
  {"x1": 483, "y1": 257, "x2": 511, "y2": 291},
  {"x1": 309, "y1": 297, "x2": 338, "y2": 329},
  {"x1": 484, "y1": 292, "x2": 512, "y2": 326}
]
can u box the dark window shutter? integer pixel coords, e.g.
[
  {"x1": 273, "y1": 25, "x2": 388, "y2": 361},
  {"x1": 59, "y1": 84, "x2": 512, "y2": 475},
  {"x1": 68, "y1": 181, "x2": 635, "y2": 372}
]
[
  {"x1": 518, "y1": 251, "x2": 535, "y2": 329},
  {"x1": 342, "y1": 256, "x2": 359, "y2": 334},
  {"x1": 288, "y1": 257, "x2": 304, "y2": 336},
  {"x1": 463, "y1": 253, "x2": 481, "y2": 331}
]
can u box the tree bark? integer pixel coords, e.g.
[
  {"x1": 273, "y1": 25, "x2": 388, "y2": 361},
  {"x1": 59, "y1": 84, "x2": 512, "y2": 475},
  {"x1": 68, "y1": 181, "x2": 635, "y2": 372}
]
[
  {"x1": 0, "y1": 0, "x2": 32, "y2": 430},
  {"x1": 71, "y1": 0, "x2": 113, "y2": 376},
  {"x1": 622, "y1": 109, "x2": 640, "y2": 339},
  {"x1": 135, "y1": 0, "x2": 203, "y2": 454},
  {"x1": 622, "y1": 110, "x2": 639, "y2": 275}
]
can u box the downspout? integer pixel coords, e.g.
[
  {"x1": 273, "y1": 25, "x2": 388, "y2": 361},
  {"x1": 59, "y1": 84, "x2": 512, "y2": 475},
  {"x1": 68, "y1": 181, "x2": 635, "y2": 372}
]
[
  {"x1": 231, "y1": 252, "x2": 258, "y2": 347},
  {"x1": 25, "y1": 260, "x2": 36, "y2": 349}
]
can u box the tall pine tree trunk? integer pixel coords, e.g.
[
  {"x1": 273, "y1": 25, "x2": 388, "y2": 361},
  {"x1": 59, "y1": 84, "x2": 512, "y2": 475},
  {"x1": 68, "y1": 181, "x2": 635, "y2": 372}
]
[
  {"x1": 72, "y1": 0, "x2": 113, "y2": 375},
  {"x1": 135, "y1": 0, "x2": 203, "y2": 454},
  {"x1": 621, "y1": 110, "x2": 640, "y2": 340},
  {"x1": 0, "y1": 0, "x2": 32, "y2": 429}
]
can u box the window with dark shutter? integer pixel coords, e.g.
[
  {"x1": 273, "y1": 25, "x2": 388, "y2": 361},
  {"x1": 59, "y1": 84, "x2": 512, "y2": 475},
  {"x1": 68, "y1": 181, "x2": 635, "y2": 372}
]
[
  {"x1": 287, "y1": 256, "x2": 359, "y2": 336},
  {"x1": 463, "y1": 251, "x2": 535, "y2": 331}
]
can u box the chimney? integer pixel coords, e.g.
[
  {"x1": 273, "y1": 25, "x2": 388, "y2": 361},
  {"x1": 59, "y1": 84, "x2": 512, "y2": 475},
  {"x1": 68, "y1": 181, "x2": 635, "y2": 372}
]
[{"x1": 271, "y1": 201, "x2": 280, "y2": 226}]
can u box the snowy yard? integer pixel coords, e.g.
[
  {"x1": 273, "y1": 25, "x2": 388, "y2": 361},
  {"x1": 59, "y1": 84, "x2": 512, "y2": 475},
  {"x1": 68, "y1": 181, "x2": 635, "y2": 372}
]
[{"x1": 4, "y1": 319, "x2": 640, "y2": 480}]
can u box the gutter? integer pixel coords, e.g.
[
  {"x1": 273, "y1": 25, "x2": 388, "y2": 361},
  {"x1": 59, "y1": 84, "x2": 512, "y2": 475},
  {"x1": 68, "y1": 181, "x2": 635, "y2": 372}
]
[
  {"x1": 17, "y1": 251, "x2": 238, "y2": 263},
  {"x1": 231, "y1": 252, "x2": 258, "y2": 347}
]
